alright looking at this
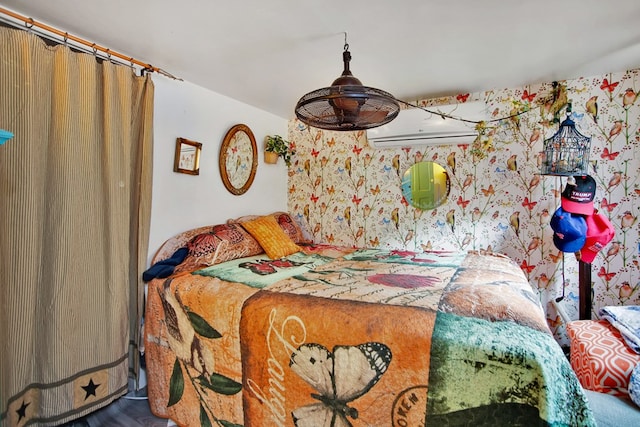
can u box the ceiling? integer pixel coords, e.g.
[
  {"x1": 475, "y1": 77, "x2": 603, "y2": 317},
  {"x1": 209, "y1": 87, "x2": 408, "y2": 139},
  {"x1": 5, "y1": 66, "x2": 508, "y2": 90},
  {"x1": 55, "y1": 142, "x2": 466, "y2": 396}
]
[{"x1": 2, "y1": 0, "x2": 640, "y2": 120}]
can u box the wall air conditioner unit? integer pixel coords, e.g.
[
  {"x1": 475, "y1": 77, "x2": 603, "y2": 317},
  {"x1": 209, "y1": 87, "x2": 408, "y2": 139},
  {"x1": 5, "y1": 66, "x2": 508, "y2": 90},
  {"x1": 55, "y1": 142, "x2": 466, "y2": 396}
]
[{"x1": 366, "y1": 101, "x2": 487, "y2": 148}]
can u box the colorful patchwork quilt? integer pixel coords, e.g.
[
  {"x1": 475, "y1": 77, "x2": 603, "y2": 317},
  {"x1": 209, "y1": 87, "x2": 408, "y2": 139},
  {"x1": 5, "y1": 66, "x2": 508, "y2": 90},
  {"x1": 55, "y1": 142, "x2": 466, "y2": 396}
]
[{"x1": 144, "y1": 245, "x2": 595, "y2": 426}]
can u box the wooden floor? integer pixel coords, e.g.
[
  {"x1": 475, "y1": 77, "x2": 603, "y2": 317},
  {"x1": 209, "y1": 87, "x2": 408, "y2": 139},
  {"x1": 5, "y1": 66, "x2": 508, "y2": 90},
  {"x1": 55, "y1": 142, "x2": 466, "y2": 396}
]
[{"x1": 60, "y1": 391, "x2": 172, "y2": 427}]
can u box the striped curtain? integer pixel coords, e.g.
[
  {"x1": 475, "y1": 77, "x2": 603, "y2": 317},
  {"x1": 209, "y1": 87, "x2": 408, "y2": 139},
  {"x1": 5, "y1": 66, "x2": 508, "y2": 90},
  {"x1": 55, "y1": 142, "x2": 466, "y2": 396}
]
[{"x1": 0, "y1": 27, "x2": 153, "y2": 426}]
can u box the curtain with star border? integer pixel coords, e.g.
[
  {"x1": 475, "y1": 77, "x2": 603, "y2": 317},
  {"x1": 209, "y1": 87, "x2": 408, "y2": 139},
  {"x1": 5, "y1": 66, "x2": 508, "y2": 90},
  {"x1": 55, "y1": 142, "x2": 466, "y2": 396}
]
[{"x1": 0, "y1": 27, "x2": 153, "y2": 426}]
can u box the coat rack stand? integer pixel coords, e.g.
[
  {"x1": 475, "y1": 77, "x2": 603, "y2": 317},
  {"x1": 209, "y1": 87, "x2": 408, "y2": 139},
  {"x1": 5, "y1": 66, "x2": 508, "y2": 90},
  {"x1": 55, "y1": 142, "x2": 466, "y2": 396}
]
[{"x1": 578, "y1": 260, "x2": 592, "y2": 320}]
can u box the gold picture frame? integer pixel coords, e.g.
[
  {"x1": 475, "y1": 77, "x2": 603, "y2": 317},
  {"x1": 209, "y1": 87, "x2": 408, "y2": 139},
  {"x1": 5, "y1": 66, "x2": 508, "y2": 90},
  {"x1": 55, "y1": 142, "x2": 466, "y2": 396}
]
[
  {"x1": 174, "y1": 137, "x2": 202, "y2": 175},
  {"x1": 219, "y1": 124, "x2": 257, "y2": 195}
]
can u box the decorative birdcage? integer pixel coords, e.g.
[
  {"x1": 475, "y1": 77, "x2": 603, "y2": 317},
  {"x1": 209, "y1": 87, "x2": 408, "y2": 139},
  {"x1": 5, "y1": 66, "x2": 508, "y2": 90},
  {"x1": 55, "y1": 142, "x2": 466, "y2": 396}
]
[{"x1": 540, "y1": 106, "x2": 591, "y2": 176}]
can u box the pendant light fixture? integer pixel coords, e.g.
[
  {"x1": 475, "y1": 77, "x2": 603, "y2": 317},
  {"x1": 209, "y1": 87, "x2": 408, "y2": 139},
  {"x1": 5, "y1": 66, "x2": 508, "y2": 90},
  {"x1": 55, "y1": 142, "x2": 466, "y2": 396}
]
[{"x1": 295, "y1": 34, "x2": 400, "y2": 131}]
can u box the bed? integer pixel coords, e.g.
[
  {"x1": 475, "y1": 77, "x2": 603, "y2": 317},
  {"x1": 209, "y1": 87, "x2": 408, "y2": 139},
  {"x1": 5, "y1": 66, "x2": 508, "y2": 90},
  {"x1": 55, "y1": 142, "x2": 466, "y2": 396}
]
[{"x1": 143, "y1": 212, "x2": 596, "y2": 426}]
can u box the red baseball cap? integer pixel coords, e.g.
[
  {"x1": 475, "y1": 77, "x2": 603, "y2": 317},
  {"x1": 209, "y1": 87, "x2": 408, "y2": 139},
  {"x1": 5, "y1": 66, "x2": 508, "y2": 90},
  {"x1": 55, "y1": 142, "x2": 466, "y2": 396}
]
[
  {"x1": 580, "y1": 213, "x2": 615, "y2": 263},
  {"x1": 561, "y1": 175, "x2": 596, "y2": 215}
]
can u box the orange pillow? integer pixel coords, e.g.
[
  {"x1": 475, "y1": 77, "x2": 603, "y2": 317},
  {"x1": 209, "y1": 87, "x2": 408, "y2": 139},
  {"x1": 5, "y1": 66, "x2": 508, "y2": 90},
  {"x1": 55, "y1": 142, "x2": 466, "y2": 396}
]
[
  {"x1": 228, "y1": 211, "x2": 309, "y2": 244},
  {"x1": 241, "y1": 215, "x2": 301, "y2": 259}
]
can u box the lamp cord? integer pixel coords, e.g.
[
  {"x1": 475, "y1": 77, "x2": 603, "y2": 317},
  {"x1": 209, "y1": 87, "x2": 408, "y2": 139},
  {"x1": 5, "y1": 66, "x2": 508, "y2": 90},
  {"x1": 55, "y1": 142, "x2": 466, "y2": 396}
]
[
  {"x1": 335, "y1": 30, "x2": 548, "y2": 127},
  {"x1": 395, "y1": 97, "x2": 532, "y2": 125}
]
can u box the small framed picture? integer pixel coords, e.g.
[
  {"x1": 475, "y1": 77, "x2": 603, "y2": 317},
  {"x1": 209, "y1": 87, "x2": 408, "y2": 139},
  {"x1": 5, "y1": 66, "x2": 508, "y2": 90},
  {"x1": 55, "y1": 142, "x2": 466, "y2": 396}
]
[{"x1": 174, "y1": 137, "x2": 202, "y2": 175}]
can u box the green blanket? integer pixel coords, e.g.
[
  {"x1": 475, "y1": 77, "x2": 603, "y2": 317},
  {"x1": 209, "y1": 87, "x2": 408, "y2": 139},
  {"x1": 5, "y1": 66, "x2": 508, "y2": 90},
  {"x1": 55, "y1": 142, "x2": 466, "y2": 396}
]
[{"x1": 193, "y1": 251, "x2": 335, "y2": 288}]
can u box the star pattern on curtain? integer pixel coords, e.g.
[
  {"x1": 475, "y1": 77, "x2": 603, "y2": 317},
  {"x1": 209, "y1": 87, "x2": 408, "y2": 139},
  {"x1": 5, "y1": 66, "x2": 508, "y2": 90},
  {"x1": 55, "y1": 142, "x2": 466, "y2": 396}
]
[
  {"x1": 16, "y1": 400, "x2": 29, "y2": 421},
  {"x1": 81, "y1": 379, "x2": 100, "y2": 400}
]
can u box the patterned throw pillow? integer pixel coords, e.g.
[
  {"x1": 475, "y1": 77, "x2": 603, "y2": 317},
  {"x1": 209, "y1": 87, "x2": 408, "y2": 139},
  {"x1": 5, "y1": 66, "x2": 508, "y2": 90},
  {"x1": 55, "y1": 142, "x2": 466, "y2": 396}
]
[
  {"x1": 228, "y1": 211, "x2": 309, "y2": 244},
  {"x1": 272, "y1": 212, "x2": 308, "y2": 244},
  {"x1": 152, "y1": 224, "x2": 217, "y2": 264},
  {"x1": 176, "y1": 223, "x2": 264, "y2": 272},
  {"x1": 241, "y1": 215, "x2": 301, "y2": 259},
  {"x1": 186, "y1": 232, "x2": 221, "y2": 265},
  {"x1": 630, "y1": 363, "x2": 640, "y2": 407}
]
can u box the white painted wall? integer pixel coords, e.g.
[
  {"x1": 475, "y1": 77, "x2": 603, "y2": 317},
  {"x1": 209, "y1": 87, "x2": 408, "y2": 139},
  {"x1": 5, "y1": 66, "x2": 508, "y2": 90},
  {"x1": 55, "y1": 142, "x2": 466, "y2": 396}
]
[{"x1": 147, "y1": 76, "x2": 289, "y2": 264}]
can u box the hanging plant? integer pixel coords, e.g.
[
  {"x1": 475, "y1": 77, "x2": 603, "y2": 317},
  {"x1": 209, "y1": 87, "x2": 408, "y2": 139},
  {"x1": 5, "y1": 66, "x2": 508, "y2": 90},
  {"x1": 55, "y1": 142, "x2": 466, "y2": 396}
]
[
  {"x1": 469, "y1": 121, "x2": 492, "y2": 160},
  {"x1": 265, "y1": 135, "x2": 296, "y2": 166}
]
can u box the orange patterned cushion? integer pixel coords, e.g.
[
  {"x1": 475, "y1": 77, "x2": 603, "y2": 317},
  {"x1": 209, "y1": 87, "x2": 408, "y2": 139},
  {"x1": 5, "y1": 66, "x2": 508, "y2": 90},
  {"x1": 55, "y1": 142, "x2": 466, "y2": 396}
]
[
  {"x1": 567, "y1": 319, "x2": 640, "y2": 398},
  {"x1": 228, "y1": 211, "x2": 309, "y2": 243},
  {"x1": 241, "y1": 215, "x2": 301, "y2": 259}
]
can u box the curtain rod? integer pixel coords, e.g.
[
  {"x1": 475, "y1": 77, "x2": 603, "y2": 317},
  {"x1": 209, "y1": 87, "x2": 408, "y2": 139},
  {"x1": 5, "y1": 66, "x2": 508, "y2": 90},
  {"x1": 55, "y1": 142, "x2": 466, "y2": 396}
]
[{"x1": 0, "y1": 6, "x2": 181, "y2": 80}]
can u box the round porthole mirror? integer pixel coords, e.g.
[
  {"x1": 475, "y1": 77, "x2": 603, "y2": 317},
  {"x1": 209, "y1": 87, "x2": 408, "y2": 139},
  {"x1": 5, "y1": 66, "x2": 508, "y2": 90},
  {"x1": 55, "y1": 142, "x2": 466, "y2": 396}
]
[{"x1": 401, "y1": 161, "x2": 450, "y2": 210}]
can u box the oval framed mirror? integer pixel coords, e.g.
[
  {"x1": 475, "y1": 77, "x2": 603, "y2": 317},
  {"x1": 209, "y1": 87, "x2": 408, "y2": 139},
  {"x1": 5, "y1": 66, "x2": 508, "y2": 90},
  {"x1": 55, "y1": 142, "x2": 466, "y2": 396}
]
[
  {"x1": 219, "y1": 124, "x2": 258, "y2": 195},
  {"x1": 401, "y1": 161, "x2": 451, "y2": 210}
]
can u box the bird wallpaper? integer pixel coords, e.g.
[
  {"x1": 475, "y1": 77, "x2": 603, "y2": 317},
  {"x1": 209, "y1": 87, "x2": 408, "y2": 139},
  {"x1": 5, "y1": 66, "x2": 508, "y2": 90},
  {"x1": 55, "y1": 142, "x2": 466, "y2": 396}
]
[{"x1": 285, "y1": 67, "x2": 640, "y2": 345}]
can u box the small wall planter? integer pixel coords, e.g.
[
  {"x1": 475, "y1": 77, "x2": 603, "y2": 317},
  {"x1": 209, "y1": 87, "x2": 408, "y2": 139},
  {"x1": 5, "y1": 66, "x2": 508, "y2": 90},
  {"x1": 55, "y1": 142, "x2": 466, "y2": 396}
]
[{"x1": 264, "y1": 135, "x2": 295, "y2": 166}]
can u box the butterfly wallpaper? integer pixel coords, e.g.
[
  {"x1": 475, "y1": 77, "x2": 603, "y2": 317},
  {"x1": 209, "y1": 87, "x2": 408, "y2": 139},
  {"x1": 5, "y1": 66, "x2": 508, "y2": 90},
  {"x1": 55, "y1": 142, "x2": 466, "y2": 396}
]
[{"x1": 286, "y1": 67, "x2": 640, "y2": 345}]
